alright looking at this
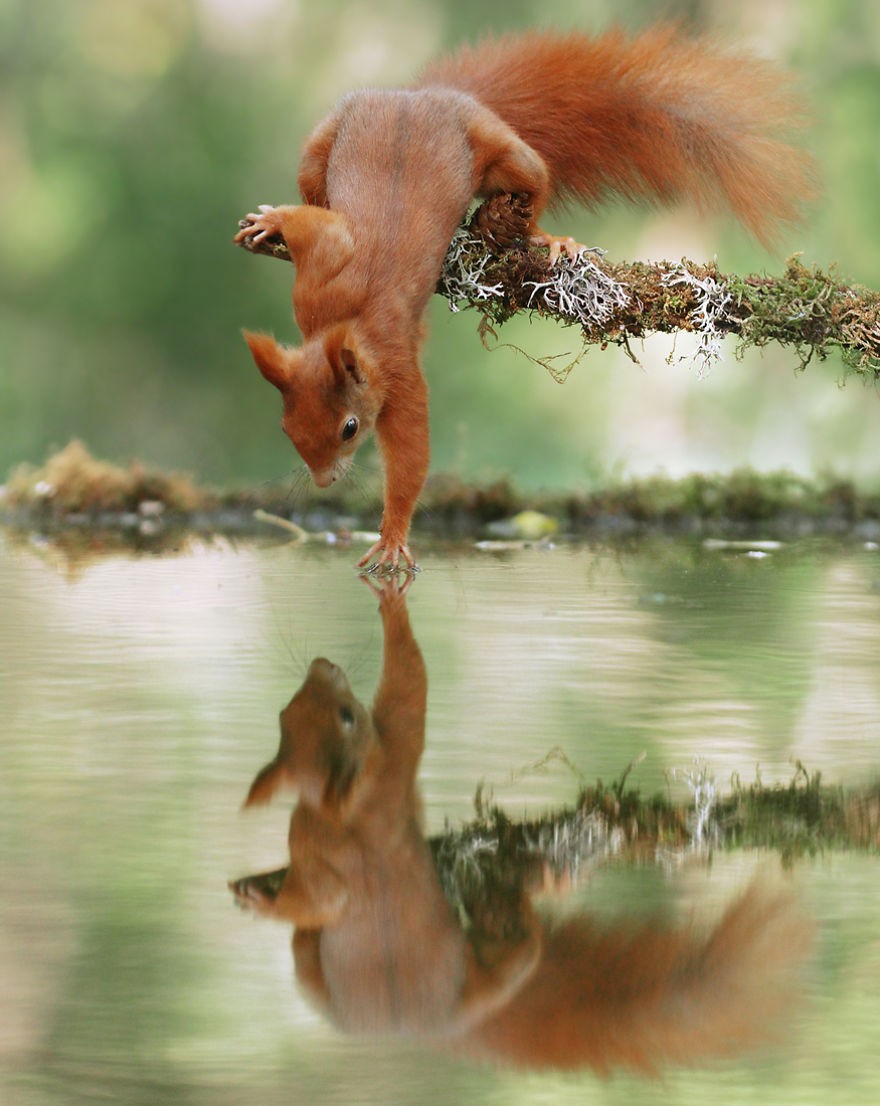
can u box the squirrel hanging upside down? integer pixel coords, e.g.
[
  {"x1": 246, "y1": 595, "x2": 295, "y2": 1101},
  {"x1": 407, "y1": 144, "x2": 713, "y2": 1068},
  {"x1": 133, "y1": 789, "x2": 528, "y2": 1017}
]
[
  {"x1": 230, "y1": 577, "x2": 813, "y2": 1074},
  {"x1": 235, "y1": 27, "x2": 814, "y2": 570}
]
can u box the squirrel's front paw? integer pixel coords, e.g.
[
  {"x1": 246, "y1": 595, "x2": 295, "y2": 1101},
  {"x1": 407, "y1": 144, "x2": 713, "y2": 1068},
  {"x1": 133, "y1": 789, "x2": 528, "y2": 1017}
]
[
  {"x1": 357, "y1": 536, "x2": 419, "y2": 575},
  {"x1": 233, "y1": 204, "x2": 284, "y2": 246},
  {"x1": 229, "y1": 876, "x2": 277, "y2": 917}
]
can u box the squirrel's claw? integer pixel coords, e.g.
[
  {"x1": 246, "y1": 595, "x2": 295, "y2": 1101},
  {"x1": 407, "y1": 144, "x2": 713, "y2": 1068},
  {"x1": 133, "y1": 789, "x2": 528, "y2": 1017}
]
[
  {"x1": 228, "y1": 878, "x2": 275, "y2": 916},
  {"x1": 233, "y1": 205, "x2": 282, "y2": 245},
  {"x1": 358, "y1": 571, "x2": 414, "y2": 601},
  {"x1": 529, "y1": 231, "x2": 583, "y2": 265},
  {"x1": 357, "y1": 537, "x2": 418, "y2": 575}
]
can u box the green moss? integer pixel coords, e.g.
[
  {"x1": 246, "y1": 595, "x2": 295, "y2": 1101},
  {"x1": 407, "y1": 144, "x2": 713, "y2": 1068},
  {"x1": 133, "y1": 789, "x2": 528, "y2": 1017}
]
[
  {"x1": 3, "y1": 445, "x2": 880, "y2": 570},
  {"x1": 438, "y1": 227, "x2": 880, "y2": 382},
  {"x1": 3, "y1": 440, "x2": 211, "y2": 515}
]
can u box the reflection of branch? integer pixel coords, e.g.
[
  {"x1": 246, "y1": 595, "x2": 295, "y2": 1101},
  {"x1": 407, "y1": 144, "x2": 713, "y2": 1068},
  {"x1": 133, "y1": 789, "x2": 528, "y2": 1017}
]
[
  {"x1": 436, "y1": 767, "x2": 879, "y2": 904},
  {"x1": 235, "y1": 768, "x2": 880, "y2": 908},
  {"x1": 235, "y1": 196, "x2": 880, "y2": 380}
]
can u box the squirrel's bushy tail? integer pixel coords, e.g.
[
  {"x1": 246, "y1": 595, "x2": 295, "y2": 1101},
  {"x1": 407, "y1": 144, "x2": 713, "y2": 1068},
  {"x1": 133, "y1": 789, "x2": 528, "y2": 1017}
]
[
  {"x1": 418, "y1": 27, "x2": 815, "y2": 245},
  {"x1": 466, "y1": 881, "x2": 812, "y2": 1074}
]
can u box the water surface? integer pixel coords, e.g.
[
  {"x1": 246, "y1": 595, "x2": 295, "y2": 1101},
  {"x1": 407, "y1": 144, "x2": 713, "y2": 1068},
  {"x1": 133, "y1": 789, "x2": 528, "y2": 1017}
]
[{"x1": 1, "y1": 533, "x2": 878, "y2": 1105}]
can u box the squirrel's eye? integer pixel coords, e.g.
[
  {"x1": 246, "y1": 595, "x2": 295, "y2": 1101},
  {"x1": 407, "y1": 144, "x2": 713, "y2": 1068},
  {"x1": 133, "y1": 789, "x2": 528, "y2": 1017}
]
[
  {"x1": 339, "y1": 706, "x2": 355, "y2": 727},
  {"x1": 341, "y1": 416, "x2": 359, "y2": 442}
]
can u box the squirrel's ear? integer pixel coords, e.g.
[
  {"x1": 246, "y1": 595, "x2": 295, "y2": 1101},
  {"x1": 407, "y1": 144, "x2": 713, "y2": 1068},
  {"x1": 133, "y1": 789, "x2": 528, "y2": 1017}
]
[
  {"x1": 242, "y1": 756, "x2": 288, "y2": 809},
  {"x1": 339, "y1": 347, "x2": 367, "y2": 386},
  {"x1": 242, "y1": 330, "x2": 295, "y2": 394}
]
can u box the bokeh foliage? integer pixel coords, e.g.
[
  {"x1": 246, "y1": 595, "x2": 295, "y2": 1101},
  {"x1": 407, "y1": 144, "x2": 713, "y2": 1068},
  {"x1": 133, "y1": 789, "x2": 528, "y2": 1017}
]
[{"x1": 2, "y1": 0, "x2": 879, "y2": 491}]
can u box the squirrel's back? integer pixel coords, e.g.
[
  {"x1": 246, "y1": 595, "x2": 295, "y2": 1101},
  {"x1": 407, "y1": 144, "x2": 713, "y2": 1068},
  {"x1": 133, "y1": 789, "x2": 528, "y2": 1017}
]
[{"x1": 417, "y1": 27, "x2": 815, "y2": 245}]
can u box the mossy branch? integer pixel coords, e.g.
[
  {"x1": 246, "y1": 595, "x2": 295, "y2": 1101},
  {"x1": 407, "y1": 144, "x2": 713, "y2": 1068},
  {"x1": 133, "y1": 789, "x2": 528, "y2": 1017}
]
[{"x1": 236, "y1": 195, "x2": 880, "y2": 381}]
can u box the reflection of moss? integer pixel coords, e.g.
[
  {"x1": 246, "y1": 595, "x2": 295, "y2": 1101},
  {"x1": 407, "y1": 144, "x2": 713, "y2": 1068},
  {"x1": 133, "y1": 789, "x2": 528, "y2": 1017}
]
[
  {"x1": 477, "y1": 765, "x2": 879, "y2": 867},
  {"x1": 237, "y1": 768, "x2": 879, "y2": 918}
]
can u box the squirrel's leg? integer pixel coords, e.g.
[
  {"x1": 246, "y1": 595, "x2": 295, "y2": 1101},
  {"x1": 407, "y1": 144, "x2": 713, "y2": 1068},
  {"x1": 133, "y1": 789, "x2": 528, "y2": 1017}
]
[
  {"x1": 275, "y1": 860, "x2": 348, "y2": 927},
  {"x1": 469, "y1": 109, "x2": 583, "y2": 262},
  {"x1": 234, "y1": 204, "x2": 354, "y2": 273},
  {"x1": 293, "y1": 929, "x2": 333, "y2": 1013},
  {"x1": 297, "y1": 109, "x2": 342, "y2": 207},
  {"x1": 357, "y1": 366, "x2": 429, "y2": 572},
  {"x1": 456, "y1": 896, "x2": 543, "y2": 1028},
  {"x1": 231, "y1": 860, "x2": 348, "y2": 927}
]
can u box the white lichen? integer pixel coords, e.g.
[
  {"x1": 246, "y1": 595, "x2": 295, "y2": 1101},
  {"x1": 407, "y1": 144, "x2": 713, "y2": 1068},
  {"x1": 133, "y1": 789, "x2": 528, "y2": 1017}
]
[
  {"x1": 523, "y1": 246, "x2": 630, "y2": 330},
  {"x1": 439, "y1": 226, "x2": 506, "y2": 311},
  {"x1": 439, "y1": 229, "x2": 739, "y2": 378},
  {"x1": 661, "y1": 263, "x2": 733, "y2": 375},
  {"x1": 671, "y1": 758, "x2": 718, "y2": 848},
  {"x1": 439, "y1": 230, "x2": 631, "y2": 334}
]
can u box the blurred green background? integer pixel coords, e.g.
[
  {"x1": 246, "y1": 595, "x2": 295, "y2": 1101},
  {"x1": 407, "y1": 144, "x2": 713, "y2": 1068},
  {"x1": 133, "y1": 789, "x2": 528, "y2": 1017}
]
[{"x1": 2, "y1": 0, "x2": 878, "y2": 493}]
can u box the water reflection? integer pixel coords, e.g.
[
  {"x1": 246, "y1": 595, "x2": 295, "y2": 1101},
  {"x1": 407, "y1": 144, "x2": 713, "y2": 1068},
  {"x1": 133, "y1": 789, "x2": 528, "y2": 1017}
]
[{"x1": 230, "y1": 575, "x2": 812, "y2": 1075}]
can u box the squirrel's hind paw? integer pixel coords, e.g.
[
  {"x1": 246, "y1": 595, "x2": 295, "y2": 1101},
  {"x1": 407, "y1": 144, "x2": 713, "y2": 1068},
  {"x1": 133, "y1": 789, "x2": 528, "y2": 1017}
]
[{"x1": 529, "y1": 231, "x2": 584, "y2": 265}]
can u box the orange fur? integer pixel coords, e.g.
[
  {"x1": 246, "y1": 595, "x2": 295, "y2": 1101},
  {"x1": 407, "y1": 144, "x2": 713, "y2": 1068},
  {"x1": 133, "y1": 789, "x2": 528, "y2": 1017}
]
[
  {"x1": 236, "y1": 27, "x2": 814, "y2": 568},
  {"x1": 463, "y1": 880, "x2": 813, "y2": 1074}
]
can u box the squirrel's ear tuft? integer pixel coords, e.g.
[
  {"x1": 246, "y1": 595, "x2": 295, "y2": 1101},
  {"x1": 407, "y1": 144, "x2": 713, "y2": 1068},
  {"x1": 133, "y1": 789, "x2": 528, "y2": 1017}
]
[{"x1": 242, "y1": 330, "x2": 296, "y2": 393}]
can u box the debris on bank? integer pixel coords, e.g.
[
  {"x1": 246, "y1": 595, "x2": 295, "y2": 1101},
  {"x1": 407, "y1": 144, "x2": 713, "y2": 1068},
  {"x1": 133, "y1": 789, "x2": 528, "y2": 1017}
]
[{"x1": 3, "y1": 441, "x2": 880, "y2": 561}]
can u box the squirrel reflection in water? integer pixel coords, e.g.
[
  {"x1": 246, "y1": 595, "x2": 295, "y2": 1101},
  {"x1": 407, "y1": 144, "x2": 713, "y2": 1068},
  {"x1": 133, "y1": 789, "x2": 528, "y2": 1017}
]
[{"x1": 230, "y1": 577, "x2": 811, "y2": 1075}]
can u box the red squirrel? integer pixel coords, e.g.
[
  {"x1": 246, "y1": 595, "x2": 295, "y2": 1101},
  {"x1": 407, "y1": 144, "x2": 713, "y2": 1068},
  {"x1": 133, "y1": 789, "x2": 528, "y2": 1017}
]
[
  {"x1": 235, "y1": 27, "x2": 814, "y2": 569},
  {"x1": 231, "y1": 576, "x2": 543, "y2": 1037},
  {"x1": 230, "y1": 578, "x2": 811, "y2": 1072}
]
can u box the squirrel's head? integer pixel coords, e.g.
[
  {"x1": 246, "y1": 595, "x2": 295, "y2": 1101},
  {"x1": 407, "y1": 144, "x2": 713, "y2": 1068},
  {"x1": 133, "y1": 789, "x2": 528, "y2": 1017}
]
[
  {"x1": 243, "y1": 328, "x2": 381, "y2": 488},
  {"x1": 243, "y1": 658, "x2": 376, "y2": 813}
]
